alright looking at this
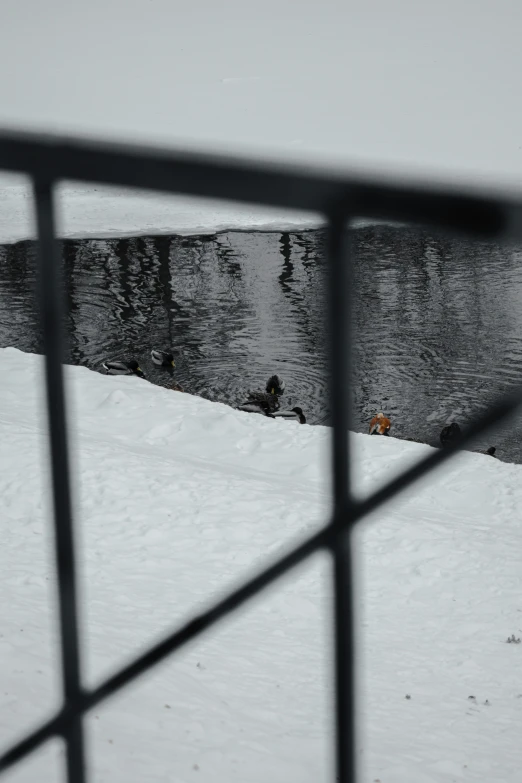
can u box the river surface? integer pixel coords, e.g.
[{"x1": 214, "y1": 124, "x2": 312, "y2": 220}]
[{"x1": 1, "y1": 226, "x2": 521, "y2": 460}]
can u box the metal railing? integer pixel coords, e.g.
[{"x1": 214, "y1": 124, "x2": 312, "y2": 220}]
[{"x1": 0, "y1": 130, "x2": 521, "y2": 783}]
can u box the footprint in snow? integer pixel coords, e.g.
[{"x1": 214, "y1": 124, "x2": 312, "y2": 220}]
[
  {"x1": 97, "y1": 389, "x2": 130, "y2": 408},
  {"x1": 235, "y1": 436, "x2": 260, "y2": 455},
  {"x1": 145, "y1": 423, "x2": 173, "y2": 442}
]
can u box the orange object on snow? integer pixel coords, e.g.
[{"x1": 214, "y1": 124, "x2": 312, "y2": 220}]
[{"x1": 369, "y1": 412, "x2": 391, "y2": 436}]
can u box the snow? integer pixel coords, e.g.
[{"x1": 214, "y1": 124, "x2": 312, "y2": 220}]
[
  {"x1": 0, "y1": 179, "x2": 393, "y2": 245},
  {"x1": 0, "y1": 179, "x2": 323, "y2": 245},
  {"x1": 2, "y1": 0, "x2": 522, "y2": 243},
  {"x1": 1, "y1": 346, "x2": 522, "y2": 782},
  {"x1": 2, "y1": 0, "x2": 522, "y2": 184}
]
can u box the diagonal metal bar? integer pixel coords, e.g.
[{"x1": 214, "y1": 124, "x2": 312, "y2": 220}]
[
  {"x1": 327, "y1": 213, "x2": 356, "y2": 783},
  {"x1": 0, "y1": 130, "x2": 517, "y2": 240},
  {"x1": 1, "y1": 378, "x2": 521, "y2": 774},
  {"x1": 33, "y1": 178, "x2": 86, "y2": 783}
]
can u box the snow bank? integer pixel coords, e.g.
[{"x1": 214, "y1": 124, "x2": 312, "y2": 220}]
[
  {"x1": 0, "y1": 178, "x2": 324, "y2": 245},
  {"x1": 0, "y1": 179, "x2": 397, "y2": 245},
  {"x1": 1, "y1": 347, "x2": 521, "y2": 782}
]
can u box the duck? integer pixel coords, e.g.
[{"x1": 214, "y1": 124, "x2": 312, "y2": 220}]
[
  {"x1": 238, "y1": 398, "x2": 278, "y2": 415},
  {"x1": 369, "y1": 412, "x2": 391, "y2": 436},
  {"x1": 269, "y1": 406, "x2": 306, "y2": 424},
  {"x1": 151, "y1": 349, "x2": 176, "y2": 368},
  {"x1": 440, "y1": 422, "x2": 461, "y2": 447},
  {"x1": 238, "y1": 375, "x2": 286, "y2": 415},
  {"x1": 264, "y1": 375, "x2": 285, "y2": 395},
  {"x1": 440, "y1": 423, "x2": 496, "y2": 455},
  {"x1": 102, "y1": 359, "x2": 145, "y2": 378}
]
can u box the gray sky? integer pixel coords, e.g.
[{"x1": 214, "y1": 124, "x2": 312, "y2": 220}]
[{"x1": 1, "y1": 0, "x2": 521, "y2": 186}]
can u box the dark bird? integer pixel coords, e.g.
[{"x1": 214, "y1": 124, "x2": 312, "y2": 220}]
[
  {"x1": 238, "y1": 398, "x2": 279, "y2": 415},
  {"x1": 440, "y1": 422, "x2": 462, "y2": 447},
  {"x1": 151, "y1": 349, "x2": 175, "y2": 367},
  {"x1": 264, "y1": 375, "x2": 285, "y2": 395},
  {"x1": 238, "y1": 375, "x2": 286, "y2": 416},
  {"x1": 102, "y1": 359, "x2": 145, "y2": 378}
]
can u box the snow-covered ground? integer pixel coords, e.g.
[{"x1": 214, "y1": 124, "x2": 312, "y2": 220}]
[{"x1": 1, "y1": 347, "x2": 522, "y2": 782}]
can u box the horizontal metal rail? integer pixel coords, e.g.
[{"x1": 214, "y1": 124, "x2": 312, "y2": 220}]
[{"x1": 0, "y1": 129, "x2": 520, "y2": 238}]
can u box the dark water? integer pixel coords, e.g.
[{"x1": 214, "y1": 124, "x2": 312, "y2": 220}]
[{"x1": 1, "y1": 227, "x2": 522, "y2": 460}]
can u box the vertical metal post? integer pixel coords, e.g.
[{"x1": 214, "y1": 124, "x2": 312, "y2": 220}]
[
  {"x1": 33, "y1": 179, "x2": 86, "y2": 783},
  {"x1": 327, "y1": 212, "x2": 356, "y2": 783}
]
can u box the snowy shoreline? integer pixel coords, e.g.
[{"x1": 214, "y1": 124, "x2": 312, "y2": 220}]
[
  {"x1": 0, "y1": 181, "x2": 401, "y2": 245},
  {"x1": 2, "y1": 346, "x2": 522, "y2": 782},
  {"x1": 0, "y1": 181, "x2": 324, "y2": 245}
]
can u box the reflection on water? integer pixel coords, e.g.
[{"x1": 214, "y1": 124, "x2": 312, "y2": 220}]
[{"x1": 1, "y1": 227, "x2": 522, "y2": 460}]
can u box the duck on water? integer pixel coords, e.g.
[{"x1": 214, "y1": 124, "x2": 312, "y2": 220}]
[
  {"x1": 151, "y1": 349, "x2": 176, "y2": 368},
  {"x1": 238, "y1": 375, "x2": 286, "y2": 415},
  {"x1": 151, "y1": 348, "x2": 184, "y2": 390}
]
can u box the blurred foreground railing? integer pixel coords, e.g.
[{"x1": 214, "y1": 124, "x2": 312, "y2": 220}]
[{"x1": 0, "y1": 130, "x2": 521, "y2": 782}]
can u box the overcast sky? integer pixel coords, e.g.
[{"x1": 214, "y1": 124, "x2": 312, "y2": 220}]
[{"x1": 1, "y1": 0, "x2": 521, "y2": 186}]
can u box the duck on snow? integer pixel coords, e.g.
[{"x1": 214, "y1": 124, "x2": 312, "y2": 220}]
[
  {"x1": 102, "y1": 359, "x2": 145, "y2": 378},
  {"x1": 440, "y1": 422, "x2": 496, "y2": 456},
  {"x1": 270, "y1": 406, "x2": 306, "y2": 424},
  {"x1": 369, "y1": 412, "x2": 391, "y2": 436}
]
